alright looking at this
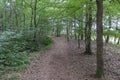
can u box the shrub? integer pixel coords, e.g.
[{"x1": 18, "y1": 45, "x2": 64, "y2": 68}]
[
  {"x1": 38, "y1": 36, "x2": 52, "y2": 46},
  {"x1": 0, "y1": 31, "x2": 33, "y2": 70},
  {"x1": 0, "y1": 31, "x2": 52, "y2": 71}
]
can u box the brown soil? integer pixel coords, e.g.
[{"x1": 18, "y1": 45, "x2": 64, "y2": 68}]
[{"x1": 18, "y1": 37, "x2": 120, "y2": 80}]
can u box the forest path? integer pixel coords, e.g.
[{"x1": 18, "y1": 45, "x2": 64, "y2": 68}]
[{"x1": 18, "y1": 37, "x2": 97, "y2": 80}]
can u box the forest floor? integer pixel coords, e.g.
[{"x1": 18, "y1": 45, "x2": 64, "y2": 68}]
[{"x1": 17, "y1": 37, "x2": 120, "y2": 80}]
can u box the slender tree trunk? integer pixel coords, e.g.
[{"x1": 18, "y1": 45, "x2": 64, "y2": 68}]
[
  {"x1": 116, "y1": 18, "x2": 119, "y2": 45},
  {"x1": 0, "y1": 12, "x2": 4, "y2": 31},
  {"x1": 81, "y1": 9, "x2": 84, "y2": 41},
  {"x1": 23, "y1": 13, "x2": 26, "y2": 27},
  {"x1": 69, "y1": 20, "x2": 72, "y2": 39},
  {"x1": 84, "y1": 3, "x2": 89, "y2": 53},
  {"x1": 56, "y1": 19, "x2": 61, "y2": 37},
  {"x1": 13, "y1": 8, "x2": 19, "y2": 29},
  {"x1": 66, "y1": 19, "x2": 70, "y2": 41},
  {"x1": 105, "y1": 15, "x2": 112, "y2": 43},
  {"x1": 78, "y1": 34, "x2": 80, "y2": 48},
  {"x1": 14, "y1": 4, "x2": 19, "y2": 29},
  {"x1": 73, "y1": 17, "x2": 77, "y2": 39},
  {"x1": 78, "y1": 20, "x2": 81, "y2": 48},
  {"x1": 84, "y1": 0, "x2": 92, "y2": 55},
  {"x1": 4, "y1": 7, "x2": 7, "y2": 30},
  {"x1": 30, "y1": 6, "x2": 34, "y2": 28},
  {"x1": 117, "y1": 38, "x2": 120, "y2": 44},
  {"x1": 9, "y1": 0, "x2": 13, "y2": 29},
  {"x1": 56, "y1": 27, "x2": 60, "y2": 37},
  {"x1": 96, "y1": 0, "x2": 104, "y2": 78},
  {"x1": 34, "y1": 0, "x2": 37, "y2": 28},
  {"x1": 33, "y1": 0, "x2": 37, "y2": 39}
]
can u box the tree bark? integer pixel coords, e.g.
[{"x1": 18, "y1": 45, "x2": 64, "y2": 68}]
[
  {"x1": 66, "y1": 19, "x2": 70, "y2": 41},
  {"x1": 96, "y1": 0, "x2": 104, "y2": 78},
  {"x1": 9, "y1": 0, "x2": 13, "y2": 29},
  {"x1": 105, "y1": 15, "x2": 112, "y2": 43},
  {"x1": 33, "y1": 0, "x2": 37, "y2": 39},
  {"x1": 84, "y1": 0, "x2": 92, "y2": 55},
  {"x1": 73, "y1": 17, "x2": 77, "y2": 39}
]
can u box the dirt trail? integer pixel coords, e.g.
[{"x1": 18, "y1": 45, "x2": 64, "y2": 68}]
[{"x1": 18, "y1": 37, "x2": 97, "y2": 80}]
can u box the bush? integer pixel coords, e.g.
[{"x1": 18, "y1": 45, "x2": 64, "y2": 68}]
[
  {"x1": 0, "y1": 31, "x2": 52, "y2": 71},
  {"x1": 25, "y1": 40, "x2": 39, "y2": 52},
  {"x1": 38, "y1": 36, "x2": 52, "y2": 46},
  {"x1": 0, "y1": 31, "x2": 35, "y2": 70}
]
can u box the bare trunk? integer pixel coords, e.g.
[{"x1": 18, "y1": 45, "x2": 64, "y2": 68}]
[
  {"x1": 66, "y1": 19, "x2": 70, "y2": 41},
  {"x1": 33, "y1": 0, "x2": 37, "y2": 39},
  {"x1": 73, "y1": 17, "x2": 77, "y2": 39},
  {"x1": 117, "y1": 38, "x2": 120, "y2": 44},
  {"x1": 96, "y1": 0, "x2": 104, "y2": 78},
  {"x1": 105, "y1": 15, "x2": 112, "y2": 43},
  {"x1": 84, "y1": 0, "x2": 92, "y2": 55},
  {"x1": 9, "y1": 0, "x2": 13, "y2": 29}
]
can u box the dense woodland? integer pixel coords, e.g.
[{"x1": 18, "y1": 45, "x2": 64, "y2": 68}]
[{"x1": 0, "y1": 0, "x2": 120, "y2": 80}]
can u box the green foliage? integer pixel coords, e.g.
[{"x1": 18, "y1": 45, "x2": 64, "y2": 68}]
[
  {"x1": 0, "y1": 31, "x2": 29, "y2": 70},
  {"x1": 104, "y1": 30, "x2": 120, "y2": 38},
  {"x1": 0, "y1": 31, "x2": 52, "y2": 71},
  {"x1": 25, "y1": 40, "x2": 39, "y2": 52},
  {"x1": 40, "y1": 36, "x2": 53, "y2": 46}
]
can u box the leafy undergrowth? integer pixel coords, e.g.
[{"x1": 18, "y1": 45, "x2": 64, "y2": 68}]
[{"x1": 0, "y1": 31, "x2": 53, "y2": 80}]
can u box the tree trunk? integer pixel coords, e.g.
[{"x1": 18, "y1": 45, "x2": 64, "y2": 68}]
[
  {"x1": 105, "y1": 15, "x2": 112, "y2": 43},
  {"x1": 33, "y1": 0, "x2": 37, "y2": 39},
  {"x1": 13, "y1": 8, "x2": 19, "y2": 29},
  {"x1": 0, "y1": 12, "x2": 4, "y2": 31},
  {"x1": 84, "y1": 0, "x2": 92, "y2": 55},
  {"x1": 73, "y1": 17, "x2": 77, "y2": 39},
  {"x1": 9, "y1": 0, "x2": 13, "y2": 29},
  {"x1": 66, "y1": 19, "x2": 70, "y2": 41},
  {"x1": 117, "y1": 38, "x2": 120, "y2": 44},
  {"x1": 116, "y1": 18, "x2": 119, "y2": 45},
  {"x1": 30, "y1": 8, "x2": 33, "y2": 27},
  {"x1": 56, "y1": 27, "x2": 60, "y2": 37},
  {"x1": 96, "y1": 0, "x2": 104, "y2": 78},
  {"x1": 23, "y1": 13, "x2": 26, "y2": 27},
  {"x1": 77, "y1": 20, "x2": 80, "y2": 48}
]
